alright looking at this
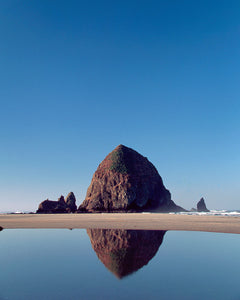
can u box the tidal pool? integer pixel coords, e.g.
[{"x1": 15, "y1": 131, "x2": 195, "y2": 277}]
[{"x1": 0, "y1": 229, "x2": 239, "y2": 300}]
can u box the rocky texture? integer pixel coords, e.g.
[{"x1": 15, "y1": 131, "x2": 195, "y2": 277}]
[
  {"x1": 36, "y1": 192, "x2": 77, "y2": 213},
  {"x1": 87, "y1": 229, "x2": 166, "y2": 278},
  {"x1": 65, "y1": 192, "x2": 77, "y2": 213},
  {"x1": 197, "y1": 197, "x2": 209, "y2": 212},
  {"x1": 78, "y1": 145, "x2": 184, "y2": 212}
]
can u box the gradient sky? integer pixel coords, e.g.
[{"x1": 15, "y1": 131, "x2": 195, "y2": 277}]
[{"x1": 1, "y1": 0, "x2": 240, "y2": 211}]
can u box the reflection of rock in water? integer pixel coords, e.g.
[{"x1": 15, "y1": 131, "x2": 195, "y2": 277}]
[{"x1": 87, "y1": 229, "x2": 166, "y2": 279}]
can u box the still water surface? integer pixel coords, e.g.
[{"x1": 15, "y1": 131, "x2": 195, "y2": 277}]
[{"x1": 0, "y1": 229, "x2": 239, "y2": 300}]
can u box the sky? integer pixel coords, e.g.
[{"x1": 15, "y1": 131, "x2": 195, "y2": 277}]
[{"x1": 1, "y1": 0, "x2": 240, "y2": 211}]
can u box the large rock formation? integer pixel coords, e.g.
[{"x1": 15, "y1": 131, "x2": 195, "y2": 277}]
[
  {"x1": 36, "y1": 193, "x2": 77, "y2": 213},
  {"x1": 78, "y1": 145, "x2": 184, "y2": 212},
  {"x1": 197, "y1": 197, "x2": 209, "y2": 212},
  {"x1": 87, "y1": 229, "x2": 166, "y2": 278}
]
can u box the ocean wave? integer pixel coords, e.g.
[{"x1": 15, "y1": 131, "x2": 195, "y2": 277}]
[{"x1": 170, "y1": 210, "x2": 240, "y2": 217}]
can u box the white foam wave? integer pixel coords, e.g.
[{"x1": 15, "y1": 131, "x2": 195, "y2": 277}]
[{"x1": 170, "y1": 210, "x2": 240, "y2": 217}]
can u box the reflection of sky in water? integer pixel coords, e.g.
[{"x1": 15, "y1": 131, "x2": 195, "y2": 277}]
[{"x1": 0, "y1": 229, "x2": 239, "y2": 300}]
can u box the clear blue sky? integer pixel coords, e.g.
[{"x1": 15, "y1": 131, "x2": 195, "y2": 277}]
[{"x1": 1, "y1": 0, "x2": 240, "y2": 211}]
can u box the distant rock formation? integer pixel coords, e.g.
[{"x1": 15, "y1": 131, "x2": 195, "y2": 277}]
[
  {"x1": 197, "y1": 198, "x2": 209, "y2": 212},
  {"x1": 36, "y1": 192, "x2": 77, "y2": 213},
  {"x1": 78, "y1": 144, "x2": 185, "y2": 212},
  {"x1": 87, "y1": 229, "x2": 166, "y2": 278}
]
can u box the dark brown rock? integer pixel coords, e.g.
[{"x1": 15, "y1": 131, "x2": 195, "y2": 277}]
[
  {"x1": 78, "y1": 144, "x2": 184, "y2": 212},
  {"x1": 87, "y1": 229, "x2": 166, "y2": 278},
  {"x1": 36, "y1": 195, "x2": 67, "y2": 213},
  {"x1": 197, "y1": 197, "x2": 209, "y2": 212},
  {"x1": 36, "y1": 193, "x2": 77, "y2": 213},
  {"x1": 58, "y1": 195, "x2": 65, "y2": 204},
  {"x1": 65, "y1": 192, "x2": 77, "y2": 213}
]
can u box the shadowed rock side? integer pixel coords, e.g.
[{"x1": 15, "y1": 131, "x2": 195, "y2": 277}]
[
  {"x1": 0, "y1": 227, "x2": 3, "y2": 231},
  {"x1": 87, "y1": 229, "x2": 166, "y2": 278},
  {"x1": 37, "y1": 193, "x2": 77, "y2": 213},
  {"x1": 197, "y1": 198, "x2": 209, "y2": 212},
  {"x1": 79, "y1": 145, "x2": 184, "y2": 212},
  {"x1": 65, "y1": 192, "x2": 77, "y2": 212}
]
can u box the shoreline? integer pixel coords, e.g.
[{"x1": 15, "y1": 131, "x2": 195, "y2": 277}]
[{"x1": 0, "y1": 213, "x2": 240, "y2": 234}]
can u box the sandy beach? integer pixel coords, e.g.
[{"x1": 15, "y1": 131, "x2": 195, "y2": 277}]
[{"x1": 0, "y1": 213, "x2": 239, "y2": 234}]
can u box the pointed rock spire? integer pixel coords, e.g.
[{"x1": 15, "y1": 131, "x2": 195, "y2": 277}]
[
  {"x1": 197, "y1": 197, "x2": 209, "y2": 212},
  {"x1": 65, "y1": 192, "x2": 77, "y2": 212}
]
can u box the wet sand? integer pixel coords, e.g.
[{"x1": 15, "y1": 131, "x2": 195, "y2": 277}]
[{"x1": 0, "y1": 213, "x2": 240, "y2": 234}]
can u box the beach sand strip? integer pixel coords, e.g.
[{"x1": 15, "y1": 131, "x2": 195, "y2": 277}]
[{"x1": 0, "y1": 213, "x2": 240, "y2": 234}]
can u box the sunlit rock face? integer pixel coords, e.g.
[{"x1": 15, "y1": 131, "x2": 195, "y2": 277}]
[
  {"x1": 87, "y1": 229, "x2": 166, "y2": 278},
  {"x1": 79, "y1": 145, "x2": 184, "y2": 212}
]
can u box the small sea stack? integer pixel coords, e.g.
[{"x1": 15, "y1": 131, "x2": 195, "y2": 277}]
[
  {"x1": 197, "y1": 197, "x2": 209, "y2": 212},
  {"x1": 78, "y1": 144, "x2": 184, "y2": 213},
  {"x1": 65, "y1": 192, "x2": 77, "y2": 213},
  {"x1": 36, "y1": 192, "x2": 77, "y2": 213}
]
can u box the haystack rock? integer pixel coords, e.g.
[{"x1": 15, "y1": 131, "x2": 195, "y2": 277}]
[
  {"x1": 36, "y1": 193, "x2": 77, "y2": 213},
  {"x1": 87, "y1": 229, "x2": 166, "y2": 278},
  {"x1": 78, "y1": 144, "x2": 184, "y2": 212},
  {"x1": 197, "y1": 197, "x2": 209, "y2": 212}
]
